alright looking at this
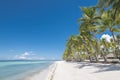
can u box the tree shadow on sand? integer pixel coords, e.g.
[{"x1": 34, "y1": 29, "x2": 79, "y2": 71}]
[{"x1": 74, "y1": 62, "x2": 120, "y2": 73}]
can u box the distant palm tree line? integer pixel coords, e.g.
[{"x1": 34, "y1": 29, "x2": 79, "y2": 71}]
[{"x1": 63, "y1": 0, "x2": 120, "y2": 63}]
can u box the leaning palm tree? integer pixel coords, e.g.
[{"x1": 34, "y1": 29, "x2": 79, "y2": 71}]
[
  {"x1": 97, "y1": 0, "x2": 120, "y2": 61},
  {"x1": 79, "y1": 7, "x2": 101, "y2": 62},
  {"x1": 65, "y1": 35, "x2": 80, "y2": 61},
  {"x1": 78, "y1": 35, "x2": 93, "y2": 62},
  {"x1": 63, "y1": 47, "x2": 74, "y2": 61},
  {"x1": 100, "y1": 38, "x2": 110, "y2": 62},
  {"x1": 97, "y1": 0, "x2": 120, "y2": 20},
  {"x1": 99, "y1": 10, "x2": 120, "y2": 43},
  {"x1": 63, "y1": 0, "x2": 120, "y2": 63}
]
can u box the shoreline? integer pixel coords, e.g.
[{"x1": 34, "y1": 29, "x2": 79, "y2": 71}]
[
  {"x1": 48, "y1": 61, "x2": 120, "y2": 80},
  {"x1": 25, "y1": 62, "x2": 57, "y2": 80}
]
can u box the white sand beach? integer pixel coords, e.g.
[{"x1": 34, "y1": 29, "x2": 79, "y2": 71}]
[
  {"x1": 49, "y1": 61, "x2": 120, "y2": 80},
  {"x1": 25, "y1": 61, "x2": 120, "y2": 80}
]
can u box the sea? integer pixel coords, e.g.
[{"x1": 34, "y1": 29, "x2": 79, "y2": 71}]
[{"x1": 0, "y1": 60, "x2": 54, "y2": 80}]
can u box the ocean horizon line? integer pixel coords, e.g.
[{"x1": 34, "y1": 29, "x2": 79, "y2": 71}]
[{"x1": 0, "y1": 59, "x2": 61, "y2": 61}]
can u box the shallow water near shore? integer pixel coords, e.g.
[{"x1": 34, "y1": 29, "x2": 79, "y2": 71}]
[{"x1": 0, "y1": 60, "x2": 54, "y2": 80}]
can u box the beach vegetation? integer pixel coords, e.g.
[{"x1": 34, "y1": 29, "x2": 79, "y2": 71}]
[{"x1": 63, "y1": 0, "x2": 120, "y2": 63}]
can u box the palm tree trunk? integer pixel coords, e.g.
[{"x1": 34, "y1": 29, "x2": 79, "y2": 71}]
[
  {"x1": 94, "y1": 53, "x2": 99, "y2": 62},
  {"x1": 110, "y1": 28, "x2": 116, "y2": 43},
  {"x1": 93, "y1": 33, "x2": 99, "y2": 62},
  {"x1": 113, "y1": 0, "x2": 120, "y2": 20},
  {"x1": 112, "y1": 31, "x2": 116, "y2": 43},
  {"x1": 109, "y1": 28, "x2": 120, "y2": 60},
  {"x1": 85, "y1": 47, "x2": 92, "y2": 62},
  {"x1": 113, "y1": 7, "x2": 118, "y2": 20},
  {"x1": 113, "y1": 49, "x2": 118, "y2": 59},
  {"x1": 85, "y1": 37, "x2": 98, "y2": 62},
  {"x1": 101, "y1": 51, "x2": 107, "y2": 62},
  {"x1": 88, "y1": 56, "x2": 92, "y2": 62}
]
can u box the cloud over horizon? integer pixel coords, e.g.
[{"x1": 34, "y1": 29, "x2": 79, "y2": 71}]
[
  {"x1": 14, "y1": 52, "x2": 31, "y2": 60},
  {"x1": 13, "y1": 52, "x2": 45, "y2": 60}
]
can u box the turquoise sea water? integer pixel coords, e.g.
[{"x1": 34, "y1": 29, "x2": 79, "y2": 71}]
[{"x1": 0, "y1": 60, "x2": 54, "y2": 80}]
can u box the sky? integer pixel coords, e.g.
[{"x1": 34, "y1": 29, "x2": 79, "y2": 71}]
[{"x1": 0, "y1": 0, "x2": 103, "y2": 60}]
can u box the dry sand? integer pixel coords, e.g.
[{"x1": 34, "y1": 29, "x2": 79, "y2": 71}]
[
  {"x1": 26, "y1": 61, "x2": 120, "y2": 80},
  {"x1": 51, "y1": 61, "x2": 120, "y2": 80}
]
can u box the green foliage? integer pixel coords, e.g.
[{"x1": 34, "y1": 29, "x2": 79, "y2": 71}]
[{"x1": 63, "y1": 0, "x2": 120, "y2": 62}]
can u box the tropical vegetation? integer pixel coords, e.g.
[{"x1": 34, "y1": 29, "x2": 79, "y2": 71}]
[{"x1": 63, "y1": 0, "x2": 120, "y2": 63}]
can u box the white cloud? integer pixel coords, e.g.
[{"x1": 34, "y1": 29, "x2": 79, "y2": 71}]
[
  {"x1": 100, "y1": 34, "x2": 112, "y2": 42},
  {"x1": 22, "y1": 52, "x2": 30, "y2": 56},
  {"x1": 18, "y1": 56, "x2": 26, "y2": 59},
  {"x1": 13, "y1": 52, "x2": 45, "y2": 60},
  {"x1": 14, "y1": 52, "x2": 34, "y2": 60}
]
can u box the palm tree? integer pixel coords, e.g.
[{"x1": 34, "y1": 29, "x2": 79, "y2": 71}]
[
  {"x1": 63, "y1": 47, "x2": 74, "y2": 61},
  {"x1": 98, "y1": 0, "x2": 120, "y2": 20},
  {"x1": 99, "y1": 10, "x2": 120, "y2": 42},
  {"x1": 100, "y1": 38, "x2": 110, "y2": 62},
  {"x1": 64, "y1": 35, "x2": 82, "y2": 61},
  {"x1": 79, "y1": 7, "x2": 101, "y2": 62},
  {"x1": 78, "y1": 35, "x2": 93, "y2": 62},
  {"x1": 63, "y1": 0, "x2": 120, "y2": 63}
]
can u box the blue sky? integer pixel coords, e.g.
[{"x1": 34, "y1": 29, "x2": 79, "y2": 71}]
[{"x1": 0, "y1": 0, "x2": 98, "y2": 60}]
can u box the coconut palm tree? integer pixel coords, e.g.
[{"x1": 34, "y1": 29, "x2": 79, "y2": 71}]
[
  {"x1": 63, "y1": 47, "x2": 74, "y2": 61},
  {"x1": 64, "y1": 35, "x2": 82, "y2": 61},
  {"x1": 100, "y1": 38, "x2": 110, "y2": 62},
  {"x1": 63, "y1": 0, "x2": 120, "y2": 63},
  {"x1": 98, "y1": 0, "x2": 120, "y2": 20},
  {"x1": 79, "y1": 7, "x2": 101, "y2": 62},
  {"x1": 79, "y1": 32, "x2": 96, "y2": 62},
  {"x1": 99, "y1": 10, "x2": 120, "y2": 42}
]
